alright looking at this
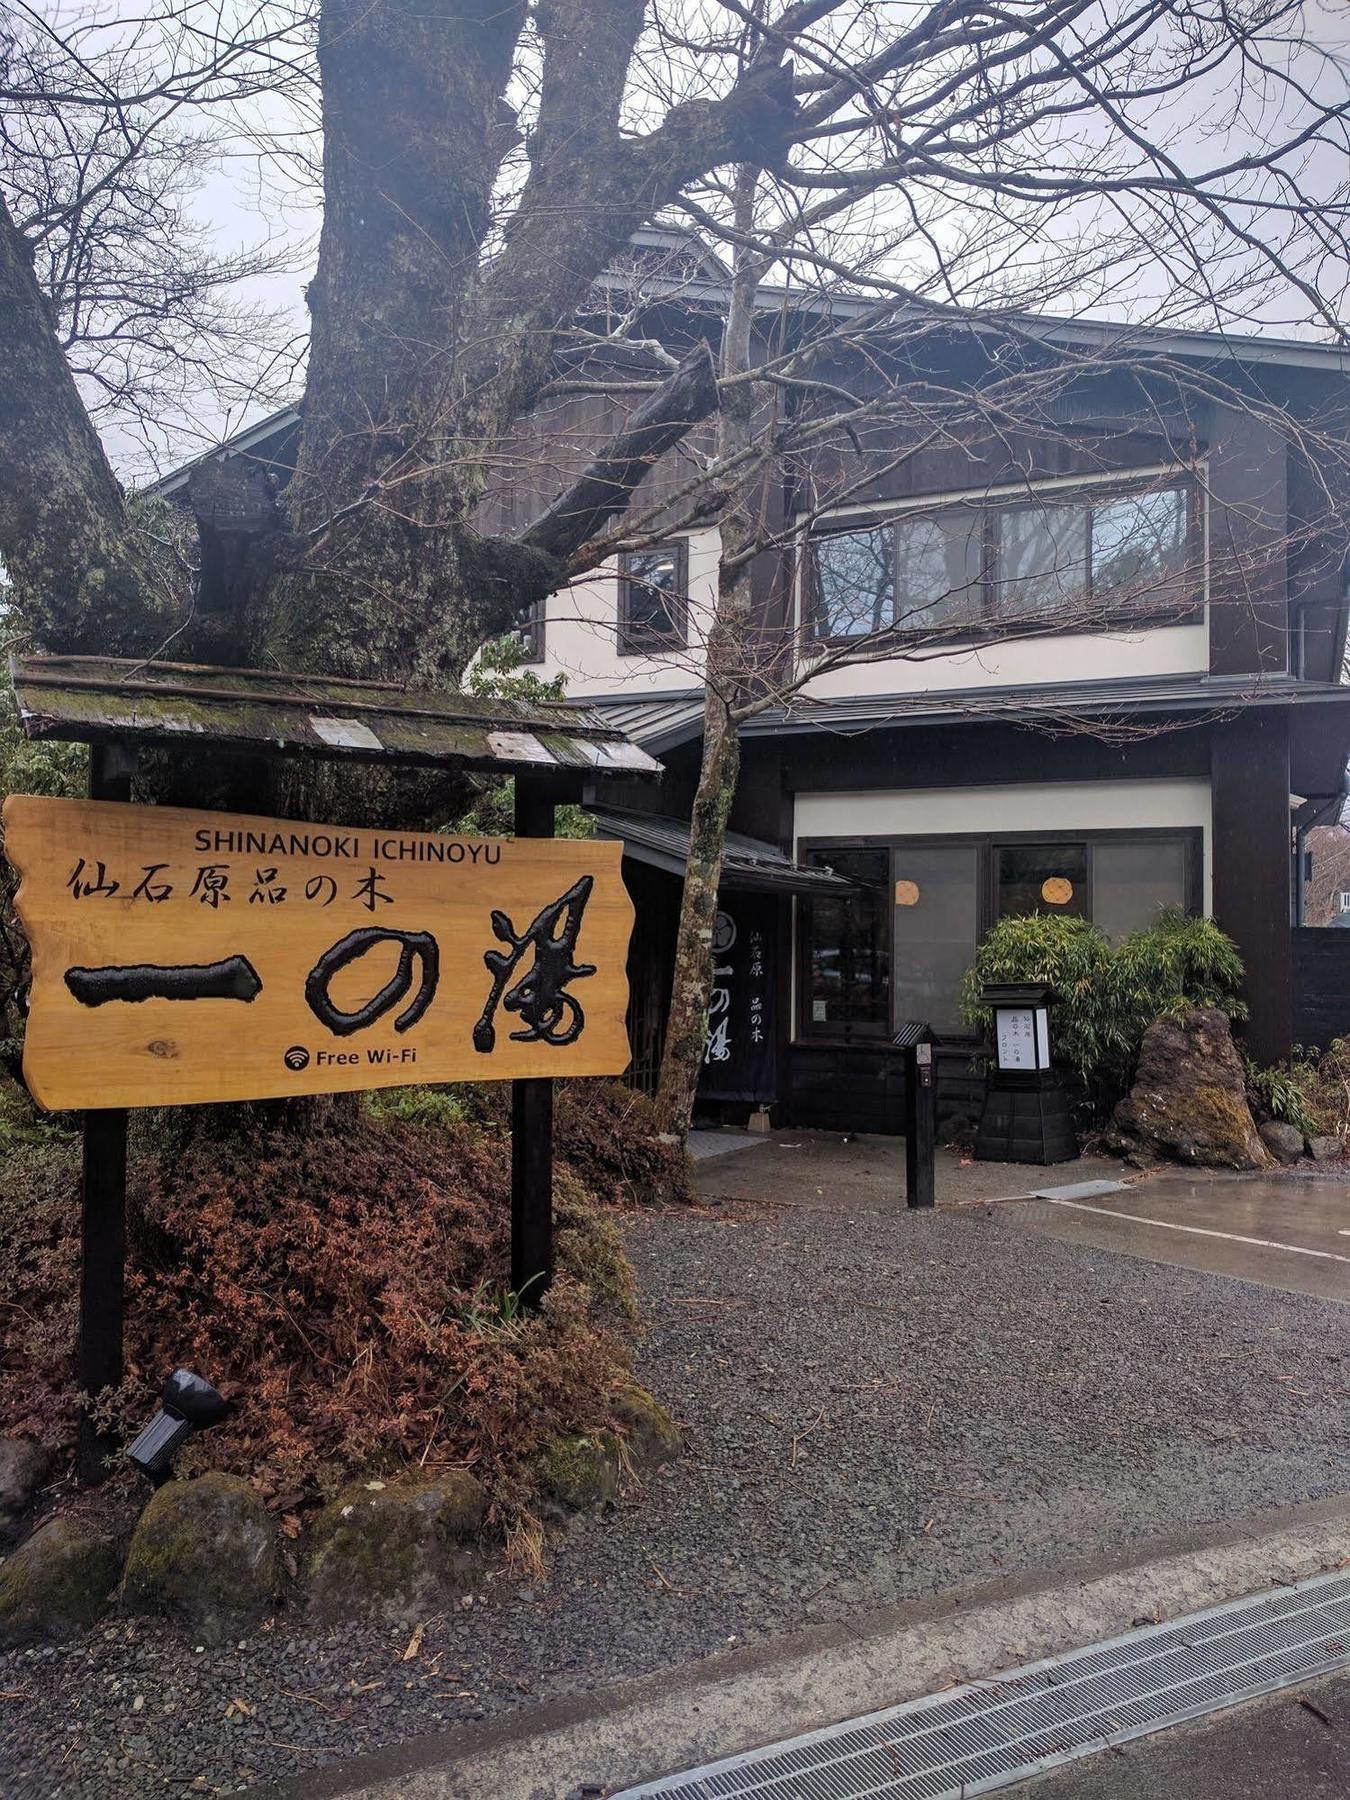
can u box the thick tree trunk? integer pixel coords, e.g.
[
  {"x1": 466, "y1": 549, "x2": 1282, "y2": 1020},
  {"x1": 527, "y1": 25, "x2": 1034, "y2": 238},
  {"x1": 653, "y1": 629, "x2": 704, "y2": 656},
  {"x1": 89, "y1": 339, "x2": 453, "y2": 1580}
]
[
  {"x1": 653, "y1": 166, "x2": 767, "y2": 1140},
  {"x1": 653, "y1": 694, "x2": 742, "y2": 1134},
  {"x1": 0, "y1": 194, "x2": 177, "y2": 653},
  {"x1": 260, "y1": 5, "x2": 794, "y2": 691}
]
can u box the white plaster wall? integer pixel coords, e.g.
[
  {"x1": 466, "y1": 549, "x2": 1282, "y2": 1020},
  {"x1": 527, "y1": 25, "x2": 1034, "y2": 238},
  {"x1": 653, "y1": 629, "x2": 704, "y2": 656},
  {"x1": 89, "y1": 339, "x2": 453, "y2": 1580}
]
[
  {"x1": 797, "y1": 622, "x2": 1210, "y2": 699},
  {"x1": 793, "y1": 778, "x2": 1214, "y2": 912},
  {"x1": 534, "y1": 527, "x2": 719, "y2": 696}
]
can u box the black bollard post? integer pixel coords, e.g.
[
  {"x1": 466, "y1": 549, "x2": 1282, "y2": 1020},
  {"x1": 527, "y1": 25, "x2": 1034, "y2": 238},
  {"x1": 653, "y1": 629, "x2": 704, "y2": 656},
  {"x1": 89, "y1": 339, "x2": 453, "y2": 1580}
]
[{"x1": 895, "y1": 1023, "x2": 937, "y2": 1210}]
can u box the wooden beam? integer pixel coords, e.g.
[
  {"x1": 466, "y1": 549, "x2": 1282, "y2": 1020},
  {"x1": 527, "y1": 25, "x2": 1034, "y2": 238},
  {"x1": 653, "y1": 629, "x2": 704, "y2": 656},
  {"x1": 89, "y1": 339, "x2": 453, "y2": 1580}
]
[{"x1": 903, "y1": 1042, "x2": 936, "y2": 1209}]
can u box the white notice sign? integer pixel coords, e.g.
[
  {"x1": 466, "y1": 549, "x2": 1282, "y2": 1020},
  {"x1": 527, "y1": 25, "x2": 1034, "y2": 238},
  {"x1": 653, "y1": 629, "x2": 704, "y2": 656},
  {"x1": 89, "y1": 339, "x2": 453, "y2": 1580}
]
[{"x1": 995, "y1": 1007, "x2": 1037, "y2": 1071}]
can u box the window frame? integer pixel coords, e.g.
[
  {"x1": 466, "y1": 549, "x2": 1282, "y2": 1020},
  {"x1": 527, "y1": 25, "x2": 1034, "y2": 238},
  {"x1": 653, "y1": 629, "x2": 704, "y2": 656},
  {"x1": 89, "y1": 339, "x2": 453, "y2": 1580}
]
[
  {"x1": 802, "y1": 473, "x2": 1204, "y2": 652},
  {"x1": 515, "y1": 598, "x2": 545, "y2": 665},
  {"x1": 617, "y1": 539, "x2": 690, "y2": 656},
  {"x1": 794, "y1": 826, "x2": 1204, "y2": 1043},
  {"x1": 795, "y1": 843, "x2": 894, "y2": 1042}
]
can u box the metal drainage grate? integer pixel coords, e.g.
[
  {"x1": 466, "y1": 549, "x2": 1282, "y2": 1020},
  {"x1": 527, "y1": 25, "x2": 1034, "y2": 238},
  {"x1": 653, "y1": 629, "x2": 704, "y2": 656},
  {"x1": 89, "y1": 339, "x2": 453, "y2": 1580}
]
[{"x1": 615, "y1": 1569, "x2": 1350, "y2": 1800}]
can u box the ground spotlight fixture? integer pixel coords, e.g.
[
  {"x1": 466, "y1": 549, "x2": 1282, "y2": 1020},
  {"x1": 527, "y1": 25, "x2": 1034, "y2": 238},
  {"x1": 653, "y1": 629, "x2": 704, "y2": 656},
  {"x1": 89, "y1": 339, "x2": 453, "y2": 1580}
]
[{"x1": 126, "y1": 1369, "x2": 232, "y2": 1487}]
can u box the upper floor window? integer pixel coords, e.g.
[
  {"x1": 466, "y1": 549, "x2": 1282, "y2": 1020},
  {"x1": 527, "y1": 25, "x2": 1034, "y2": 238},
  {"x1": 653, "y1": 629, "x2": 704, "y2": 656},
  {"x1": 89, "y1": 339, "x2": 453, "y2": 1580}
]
[
  {"x1": 619, "y1": 542, "x2": 688, "y2": 655},
  {"x1": 807, "y1": 477, "x2": 1198, "y2": 645}
]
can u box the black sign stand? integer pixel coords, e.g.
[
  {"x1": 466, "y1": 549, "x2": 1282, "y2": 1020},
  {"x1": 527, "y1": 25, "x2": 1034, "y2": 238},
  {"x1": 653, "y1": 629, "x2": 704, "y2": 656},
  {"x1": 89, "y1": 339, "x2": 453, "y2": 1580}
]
[
  {"x1": 70, "y1": 763, "x2": 566, "y2": 1482},
  {"x1": 511, "y1": 775, "x2": 555, "y2": 1307},
  {"x1": 77, "y1": 744, "x2": 135, "y2": 1483}
]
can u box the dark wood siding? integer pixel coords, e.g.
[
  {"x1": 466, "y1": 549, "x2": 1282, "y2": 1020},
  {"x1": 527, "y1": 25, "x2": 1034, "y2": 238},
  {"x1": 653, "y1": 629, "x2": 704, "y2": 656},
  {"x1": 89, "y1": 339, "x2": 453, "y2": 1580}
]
[
  {"x1": 1207, "y1": 407, "x2": 1289, "y2": 676},
  {"x1": 474, "y1": 387, "x2": 717, "y2": 538},
  {"x1": 785, "y1": 1043, "x2": 984, "y2": 1137},
  {"x1": 1292, "y1": 929, "x2": 1350, "y2": 1050},
  {"x1": 1210, "y1": 708, "x2": 1294, "y2": 1063},
  {"x1": 622, "y1": 860, "x2": 678, "y2": 1095}
]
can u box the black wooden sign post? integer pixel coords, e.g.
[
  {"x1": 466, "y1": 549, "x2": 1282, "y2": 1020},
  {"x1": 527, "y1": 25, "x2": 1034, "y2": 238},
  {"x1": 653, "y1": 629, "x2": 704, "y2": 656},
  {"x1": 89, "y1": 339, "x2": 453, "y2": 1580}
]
[
  {"x1": 77, "y1": 743, "x2": 135, "y2": 1483},
  {"x1": 511, "y1": 775, "x2": 555, "y2": 1307}
]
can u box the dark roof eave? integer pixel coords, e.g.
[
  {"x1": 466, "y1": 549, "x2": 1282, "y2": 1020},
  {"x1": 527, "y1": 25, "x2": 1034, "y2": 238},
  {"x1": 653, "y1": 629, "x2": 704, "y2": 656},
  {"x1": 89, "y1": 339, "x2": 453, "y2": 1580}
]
[
  {"x1": 738, "y1": 675, "x2": 1350, "y2": 738},
  {"x1": 588, "y1": 806, "x2": 853, "y2": 894}
]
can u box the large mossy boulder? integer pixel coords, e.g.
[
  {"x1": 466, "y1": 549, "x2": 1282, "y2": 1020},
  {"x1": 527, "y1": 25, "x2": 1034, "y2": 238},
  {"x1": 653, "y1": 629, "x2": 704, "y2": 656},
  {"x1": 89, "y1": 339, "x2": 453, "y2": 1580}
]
[
  {"x1": 1113, "y1": 1006, "x2": 1271, "y2": 1170},
  {"x1": 0, "y1": 1515, "x2": 121, "y2": 1646},
  {"x1": 121, "y1": 1472, "x2": 281, "y2": 1632},
  {"x1": 306, "y1": 1472, "x2": 487, "y2": 1622}
]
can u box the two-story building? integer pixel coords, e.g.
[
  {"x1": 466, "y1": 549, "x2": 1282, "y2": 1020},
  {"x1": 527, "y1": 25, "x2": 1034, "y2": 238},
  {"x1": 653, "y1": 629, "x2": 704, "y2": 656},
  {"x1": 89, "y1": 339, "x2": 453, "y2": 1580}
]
[{"x1": 159, "y1": 239, "x2": 1350, "y2": 1132}]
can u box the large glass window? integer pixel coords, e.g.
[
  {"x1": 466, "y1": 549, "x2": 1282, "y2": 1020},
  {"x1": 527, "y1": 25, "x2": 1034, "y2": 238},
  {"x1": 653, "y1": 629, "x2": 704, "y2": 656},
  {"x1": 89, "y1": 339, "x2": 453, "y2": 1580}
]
[
  {"x1": 796, "y1": 831, "x2": 1198, "y2": 1039},
  {"x1": 801, "y1": 848, "x2": 890, "y2": 1032},
  {"x1": 997, "y1": 502, "x2": 1089, "y2": 617},
  {"x1": 1090, "y1": 837, "x2": 1190, "y2": 940},
  {"x1": 1090, "y1": 486, "x2": 1189, "y2": 609},
  {"x1": 892, "y1": 842, "x2": 981, "y2": 1032},
  {"x1": 806, "y1": 478, "x2": 1197, "y2": 643},
  {"x1": 895, "y1": 509, "x2": 984, "y2": 630},
  {"x1": 994, "y1": 485, "x2": 1192, "y2": 623}
]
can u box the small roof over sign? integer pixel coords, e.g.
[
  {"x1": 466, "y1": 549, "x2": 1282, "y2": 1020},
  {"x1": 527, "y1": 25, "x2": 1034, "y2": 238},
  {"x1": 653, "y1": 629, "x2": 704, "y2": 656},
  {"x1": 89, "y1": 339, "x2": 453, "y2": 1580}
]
[{"x1": 9, "y1": 655, "x2": 662, "y2": 783}]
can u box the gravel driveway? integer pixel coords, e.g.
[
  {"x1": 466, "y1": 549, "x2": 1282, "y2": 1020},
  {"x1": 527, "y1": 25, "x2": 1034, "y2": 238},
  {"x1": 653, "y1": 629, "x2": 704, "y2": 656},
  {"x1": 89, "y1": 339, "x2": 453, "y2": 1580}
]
[{"x1": 3, "y1": 1199, "x2": 1347, "y2": 1798}]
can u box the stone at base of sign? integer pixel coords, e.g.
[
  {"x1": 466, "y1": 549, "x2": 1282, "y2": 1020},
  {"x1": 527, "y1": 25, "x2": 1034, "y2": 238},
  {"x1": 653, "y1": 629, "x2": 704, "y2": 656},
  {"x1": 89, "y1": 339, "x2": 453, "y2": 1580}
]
[
  {"x1": 121, "y1": 1472, "x2": 282, "y2": 1637},
  {"x1": 609, "y1": 1383, "x2": 683, "y2": 1470},
  {"x1": 537, "y1": 1432, "x2": 622, "y2": 1515},
  {"x1": 538, "y1": 1385, "x2": 681, "y2": 1517},
  {"x1": 0, "y1": 1384, "x2": 684, "y2": 1635},
  {"x1": 0, "y1": 1513, "x2": 122, "y2": 1648},
  {"x1": 306, "y1": 1472, "x2": 488, "y2": 1624}
]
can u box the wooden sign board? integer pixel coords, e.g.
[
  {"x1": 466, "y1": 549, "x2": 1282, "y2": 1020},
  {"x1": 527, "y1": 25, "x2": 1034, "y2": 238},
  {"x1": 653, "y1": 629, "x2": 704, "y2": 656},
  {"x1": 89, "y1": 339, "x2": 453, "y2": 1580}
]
[{"x1": 4, "y1": 796, "x2": 634, "y2": 1110}]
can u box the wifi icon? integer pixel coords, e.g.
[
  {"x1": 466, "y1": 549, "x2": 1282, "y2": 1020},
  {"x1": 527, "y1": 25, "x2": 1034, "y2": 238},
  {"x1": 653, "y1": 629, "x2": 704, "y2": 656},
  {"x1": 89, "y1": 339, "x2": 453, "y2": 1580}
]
[{"x1": 283, "y1": 1045, "x2": 311, "y2": 1072}]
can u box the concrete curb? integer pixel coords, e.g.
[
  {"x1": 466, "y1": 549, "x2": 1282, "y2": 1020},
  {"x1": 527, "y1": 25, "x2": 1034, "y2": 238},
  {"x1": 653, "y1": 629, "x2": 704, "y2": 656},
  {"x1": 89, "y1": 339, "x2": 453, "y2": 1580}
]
[{"x1": 265, "y1": 1492, "x2": 1350, "y2": 1800}]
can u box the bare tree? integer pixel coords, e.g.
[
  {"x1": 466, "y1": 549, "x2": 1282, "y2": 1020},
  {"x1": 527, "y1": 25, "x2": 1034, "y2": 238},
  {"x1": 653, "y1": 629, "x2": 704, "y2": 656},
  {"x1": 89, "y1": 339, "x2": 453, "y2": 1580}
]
[
  {"x1": 1, "y1": 7, "x2": 310, "y2": 469},
  {"x1": 1, "y1": 0, "x2": 1349, "y2": 1137},
  {"x1": 5, "y1": 0, "x2": 1347, "y2": 680}
]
